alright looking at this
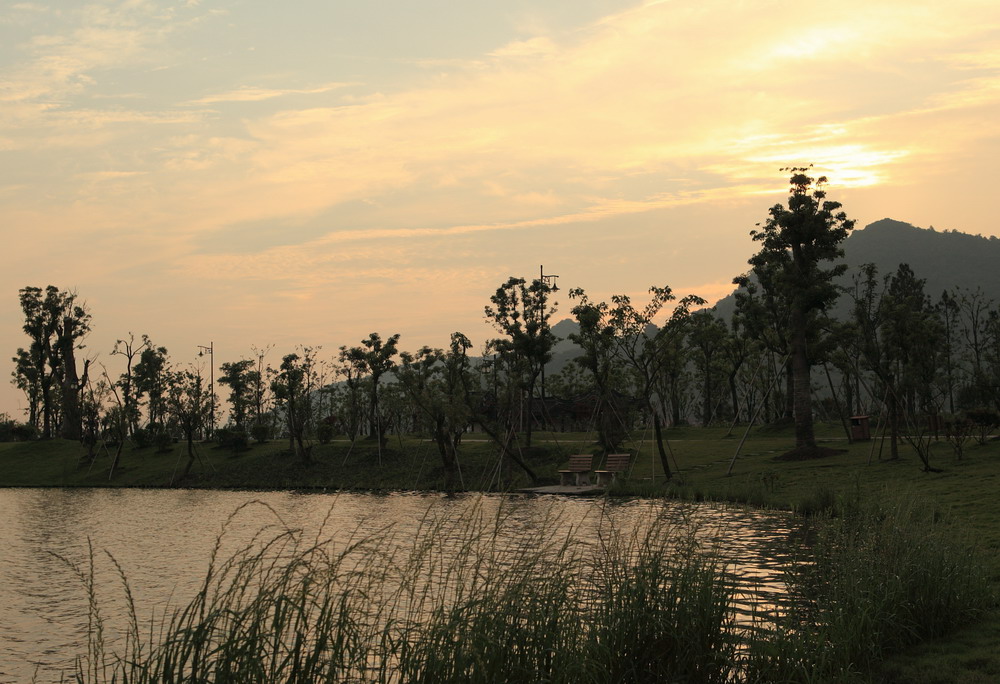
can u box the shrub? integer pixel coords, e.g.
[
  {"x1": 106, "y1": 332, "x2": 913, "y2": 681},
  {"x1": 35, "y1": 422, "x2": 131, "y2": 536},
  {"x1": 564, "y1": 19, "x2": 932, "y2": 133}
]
[
  {"x1": 215, "y1": 427, "x2": 249, "y2": 452},
  {"x1": 250, "y1": 422, "x2": 270, "y2": 444}
]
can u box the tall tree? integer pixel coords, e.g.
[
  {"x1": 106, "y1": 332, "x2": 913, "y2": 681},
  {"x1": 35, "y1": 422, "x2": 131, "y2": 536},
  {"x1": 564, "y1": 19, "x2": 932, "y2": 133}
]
[
  {"x1": 396, "y1": 333, "x2": 475, "y2": 491},
  {"x1": 15, "y1": 286, "x2": 91, "y2": 439},
  {"x1": 133, "y1": 338, "x2": 170, "y2": 428},
  {"x1": 218, "y1": 359, "x2": 258, "y2": 432},
  {"x1": 484, "y1": 276, "x2": 557, "y2": 448},
  {"x1": 341, "y1": 333, "x2": 400, "y2": 447},
  {"x1": 746, "y1": 168, "x2": 854, "y2": 454}
]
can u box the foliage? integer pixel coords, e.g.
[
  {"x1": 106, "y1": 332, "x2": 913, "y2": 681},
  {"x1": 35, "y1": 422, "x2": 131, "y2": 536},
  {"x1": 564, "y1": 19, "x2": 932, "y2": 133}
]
[
  {"x1": 14, "y1": 285, "x2": 91, "y2": 439},
  {"x1": 484, "y1": 276, "x2": 558, "y2": 449},
  {"x1": 396, "y1": 332, "x2": 476, "y2": 490},
  {"x1": 339, "y1": 333, "x2": 400, "y2": 447},
  {"x1": 744, "y1": 168, "x2": 854, "y2": 452}
]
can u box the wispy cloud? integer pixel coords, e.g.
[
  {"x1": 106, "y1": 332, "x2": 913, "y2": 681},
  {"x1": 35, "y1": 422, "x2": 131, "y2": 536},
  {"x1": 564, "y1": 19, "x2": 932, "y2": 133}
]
[{"x1": 187, "y1": 82, "x2": 355, "y2": 105}]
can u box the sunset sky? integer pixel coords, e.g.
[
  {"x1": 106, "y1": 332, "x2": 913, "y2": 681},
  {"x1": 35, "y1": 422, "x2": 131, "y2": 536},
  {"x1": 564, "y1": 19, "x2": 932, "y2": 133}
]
[{"x1": 2, "y1": 0, "x2": 999, "y2": 417}]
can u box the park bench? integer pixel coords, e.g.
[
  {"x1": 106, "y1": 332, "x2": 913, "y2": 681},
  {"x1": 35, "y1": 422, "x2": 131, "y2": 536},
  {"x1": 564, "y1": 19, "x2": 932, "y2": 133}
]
[
  {"x1": 558, "y1": 454, "x2": 594, "y2": 486},
  {"x1": 594, "y1": 453, "x2": 631, "y2": 487}
]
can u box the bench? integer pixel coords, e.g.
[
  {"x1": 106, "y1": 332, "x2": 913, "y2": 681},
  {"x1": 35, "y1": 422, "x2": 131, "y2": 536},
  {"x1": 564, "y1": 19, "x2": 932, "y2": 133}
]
[
  {"x1": 594, "y1": 453, "x2": 631, "y2": 486},
  {"x1": 558, "y1": 454, "x2": 594, "y2": 486}
]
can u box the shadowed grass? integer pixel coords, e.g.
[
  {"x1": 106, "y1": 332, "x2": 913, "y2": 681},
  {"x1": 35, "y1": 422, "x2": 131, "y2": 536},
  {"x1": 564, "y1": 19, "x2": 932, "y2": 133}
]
[{"x1": 742, "y1": 492, "x2": 995, "y2": 683}]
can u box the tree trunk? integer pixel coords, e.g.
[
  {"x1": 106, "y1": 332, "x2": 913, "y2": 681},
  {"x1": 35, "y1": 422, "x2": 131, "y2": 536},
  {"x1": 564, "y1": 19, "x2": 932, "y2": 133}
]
[
  {"x1": 784, "y1": 364, "x2": 795, "y2": 421},
  {"x1": 652, "y1": 411, "x2": 672, "y2": 481},
  {"x1": 59, "y1": 319, "x2": 82, "y2": 440},
  {"x1": 790, "y1": 312, "x2": 816, "y2": 449}
]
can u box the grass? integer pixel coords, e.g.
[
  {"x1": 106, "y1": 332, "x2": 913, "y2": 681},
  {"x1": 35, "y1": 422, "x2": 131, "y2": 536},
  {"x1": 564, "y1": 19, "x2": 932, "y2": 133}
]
[
  {"x1": 7, "y1": 421, "x2": 1000, "y2": 681},
  {"x1": 57, "y1": 491, "x2": 993, "y2": 683},
  {"x1": 63, "y1": 498, "x2": 742, "y2": 683}
]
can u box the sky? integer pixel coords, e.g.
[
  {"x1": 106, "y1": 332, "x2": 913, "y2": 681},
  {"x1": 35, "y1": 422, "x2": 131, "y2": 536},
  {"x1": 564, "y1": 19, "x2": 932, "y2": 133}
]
[{"x1": 2, "y1": 0, "x2": 999, "y2": 418}]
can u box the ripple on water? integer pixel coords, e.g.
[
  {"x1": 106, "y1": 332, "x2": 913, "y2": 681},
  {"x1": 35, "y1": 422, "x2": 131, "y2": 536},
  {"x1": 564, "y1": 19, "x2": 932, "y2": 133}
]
[{"x1": 0, "y1": 488, "x2": 802, "y2": 683}]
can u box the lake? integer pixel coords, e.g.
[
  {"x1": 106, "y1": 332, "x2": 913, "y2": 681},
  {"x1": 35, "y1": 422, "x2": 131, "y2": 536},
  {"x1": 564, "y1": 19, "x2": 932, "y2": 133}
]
[{"x1": 0, "y1": 489, "x2": 800, "y2": 683}]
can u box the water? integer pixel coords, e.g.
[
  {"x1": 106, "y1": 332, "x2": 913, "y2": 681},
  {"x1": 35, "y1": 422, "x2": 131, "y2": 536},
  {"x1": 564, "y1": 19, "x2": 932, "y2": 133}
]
[{"x1": 0, "y1": 489, "x2": 801, "y2": 683}]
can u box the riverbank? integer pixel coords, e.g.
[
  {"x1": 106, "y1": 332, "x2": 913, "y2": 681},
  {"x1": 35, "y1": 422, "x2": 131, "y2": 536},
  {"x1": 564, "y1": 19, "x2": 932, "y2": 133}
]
[{"x1": 3, "y1": 422, "x2": 1000, "y2": 682}]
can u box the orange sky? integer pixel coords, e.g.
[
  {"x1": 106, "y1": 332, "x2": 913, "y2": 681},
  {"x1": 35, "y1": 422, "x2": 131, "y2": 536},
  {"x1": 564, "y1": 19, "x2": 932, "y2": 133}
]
[{"x1": 2, "y1": 0, "x2": 999, "y2": 417}]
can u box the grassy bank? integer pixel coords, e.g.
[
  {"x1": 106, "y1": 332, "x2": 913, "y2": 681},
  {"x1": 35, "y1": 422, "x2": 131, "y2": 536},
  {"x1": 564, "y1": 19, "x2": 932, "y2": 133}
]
[{"x1": 6, "y1": 422, "x2": 1000, "y2": 682}]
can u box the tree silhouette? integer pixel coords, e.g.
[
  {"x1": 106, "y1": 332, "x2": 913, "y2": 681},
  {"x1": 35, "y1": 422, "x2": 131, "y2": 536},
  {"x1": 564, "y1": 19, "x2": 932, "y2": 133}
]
[{"x1": 746, "y1": 169, "x2": 854, "y2": 453}]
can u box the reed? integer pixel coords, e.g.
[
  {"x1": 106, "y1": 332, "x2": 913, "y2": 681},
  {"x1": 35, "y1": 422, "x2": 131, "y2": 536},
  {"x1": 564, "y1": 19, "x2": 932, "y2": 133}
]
[
  {"x1": 742, "y1": 491, "x2": 995, "y2": 682},
  {"x1": 62, "y1": 492, "x2": 993, "y2": 683},
  {"x1": 65, "y1": 498, "x2": 740, "y2": 684}
]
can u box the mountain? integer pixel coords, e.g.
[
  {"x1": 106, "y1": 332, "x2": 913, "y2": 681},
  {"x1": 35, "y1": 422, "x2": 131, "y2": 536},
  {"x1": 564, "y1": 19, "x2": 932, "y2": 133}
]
[
  {"x1": 713, "y1": 218, "x2": 1000, "y2": 320},
  {"x1": 541, "y1": 219, "x2": 1000, "y2": 379},
  {"x1": 840, "y1": 218, "x2": 1000, "y2": 299}
]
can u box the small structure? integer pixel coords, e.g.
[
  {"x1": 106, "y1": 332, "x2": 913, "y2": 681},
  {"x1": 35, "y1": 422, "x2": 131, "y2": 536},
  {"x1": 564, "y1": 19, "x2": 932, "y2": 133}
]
[
  {"x1": 558, "y1": 454, "x2": 594, "y2": 486},
  {"x1": 595, "y1": 453, "x2": 631, "y2": 486},
  {"x1": 850, "y1": 415, "x2": 870, "y2": 441}
]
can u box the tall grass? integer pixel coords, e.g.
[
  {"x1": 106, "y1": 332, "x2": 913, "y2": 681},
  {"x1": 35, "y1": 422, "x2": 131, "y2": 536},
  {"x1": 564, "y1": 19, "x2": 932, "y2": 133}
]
[
  {"x1": 742, "y1": 492, "x2": 995, "y2": 683},
  {"x1": 61, "y1": 493, "x2": 993, "y2": 683},
  {"x1": 64, "y1": 499, "x2": 739, "y2": 684}
]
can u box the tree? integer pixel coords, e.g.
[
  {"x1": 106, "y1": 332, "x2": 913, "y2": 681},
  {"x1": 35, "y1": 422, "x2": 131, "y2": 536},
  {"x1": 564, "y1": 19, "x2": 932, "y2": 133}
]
[
  {"x1": 853, "y1": 263, "x2": 945, "y2": 468},
  {"x1": 608, "y1": 287, "x2": 704, "y2": 480},
  {"x1": 484, "y1": 276, "x2": 557, "y2": 448},
  {"x1": 687, "y1": 310, "x2": 728, "y2": 426},
  {"x1": 568, "y1": 288, "x2": 629, "y2": 452},
  {"x1": 111, "y1": 333, "x2": 148, "y2": 437},
  {"x1": 218, "y1": 359, "x2": 258, "y2": 433},
  {"x1": 270, "y1": 349, "x2": 320, "y2": 464},
  {"x1": 746, "y1": 168, "x2": 854, "y2": 454},
  {"x1": 396, "y1": 332, "x2": 475, "y2": 491},
  {"x1": 166, "y1": 369, "x2": 211, "y2": 482},
  {"x1": 340, "y1": 333, "x2": 400, "y2": 448},
  {"x1": 14, "y1": 286, "x2": 91, "y2": 439},
  {"x1": 133, "y1": 338, "x2": 170, "y2": 428}
]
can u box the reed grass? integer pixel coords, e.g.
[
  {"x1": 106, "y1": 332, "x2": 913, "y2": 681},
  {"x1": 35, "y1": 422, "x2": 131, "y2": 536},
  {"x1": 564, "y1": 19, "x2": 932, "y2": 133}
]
[
  {"x1": 61, "y1": 493, "x2": 992, "y2": 683},
  {"x1": 63, "y1": 498, "x2": 740, "y2": 683},
  {"x1": 742, "y1": 491, "x2": 995, "y2": 683}
]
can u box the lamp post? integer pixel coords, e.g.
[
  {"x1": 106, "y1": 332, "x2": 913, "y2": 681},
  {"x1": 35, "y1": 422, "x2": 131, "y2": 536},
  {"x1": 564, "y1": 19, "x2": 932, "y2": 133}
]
[
  {"x1": 537, "y1": 265, "x2": 559, "y2": 403},
  {"x1": 198, "y1": 342, "x2": 215, "y2": 439}
]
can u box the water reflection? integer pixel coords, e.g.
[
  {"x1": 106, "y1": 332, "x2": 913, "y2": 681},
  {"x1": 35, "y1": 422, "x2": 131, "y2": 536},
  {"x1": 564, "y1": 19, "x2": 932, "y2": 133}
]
[{"x1": 0, "y1": 489, "x2": 801, "y2": 683}]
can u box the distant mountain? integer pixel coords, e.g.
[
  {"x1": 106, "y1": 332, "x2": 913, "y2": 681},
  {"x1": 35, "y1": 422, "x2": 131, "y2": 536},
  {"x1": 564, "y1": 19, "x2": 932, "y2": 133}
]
[
  {"x1": 840, "y1": 218, "x2": 1000, "y2": 299},
  {"x1": 714, "y1": 218, "x2": 1000, "y2": 320},
  {"x1": 542, "y1": 219, "x2": 1000, "y2": 378}
]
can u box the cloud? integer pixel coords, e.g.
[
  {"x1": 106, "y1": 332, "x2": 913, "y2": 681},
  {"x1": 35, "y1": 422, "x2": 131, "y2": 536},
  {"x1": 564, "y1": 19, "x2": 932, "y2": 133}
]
[{"x1": 186, "y1": 82, "x2": 355, "y2": 105}]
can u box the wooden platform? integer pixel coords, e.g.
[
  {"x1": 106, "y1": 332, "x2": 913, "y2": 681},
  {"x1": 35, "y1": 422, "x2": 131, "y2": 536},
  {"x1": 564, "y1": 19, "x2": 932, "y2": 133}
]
[{"x1": 518, "y1": 484, "x2": 605, "y2": 496}]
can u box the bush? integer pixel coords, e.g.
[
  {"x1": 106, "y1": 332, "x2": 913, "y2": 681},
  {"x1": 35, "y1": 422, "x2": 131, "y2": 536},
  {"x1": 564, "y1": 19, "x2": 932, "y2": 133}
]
[
  {"x1": 317, "y1": 421, "x2": 335, "y2": 444},
  {"x1": 153, "y1": 428, "x2": 174, "y2": 453},
  {"x1": 0, "y1": 420, "x2": 37, "y2": 442},
  {"x1": 215, "y1": 427, "x2": 249, "y2": 452},
  {"x1": 130, "y1": 427, "x2": 154, "y2": 449},
  {"x1": 250, "y1": 423, "x2": 270, "y2": 444}
]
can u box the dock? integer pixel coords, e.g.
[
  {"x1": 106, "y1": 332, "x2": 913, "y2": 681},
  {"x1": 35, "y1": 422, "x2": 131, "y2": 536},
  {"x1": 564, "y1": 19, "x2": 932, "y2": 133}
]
[{"x1": 518, "y1": 484, "x2": 606, "y2": 496}]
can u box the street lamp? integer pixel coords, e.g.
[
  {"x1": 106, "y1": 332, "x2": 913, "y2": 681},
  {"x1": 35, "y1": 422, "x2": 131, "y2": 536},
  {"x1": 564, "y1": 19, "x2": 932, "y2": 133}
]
[
  {"x1": 537, "y1": 265, "x2": 559, "y2": 404},
  {"x1": 198, "y1": 342, "x2": 215, "y2": 439},
  {"x1": 539, "y1": 264, "x2": 559, "y2": 292}
]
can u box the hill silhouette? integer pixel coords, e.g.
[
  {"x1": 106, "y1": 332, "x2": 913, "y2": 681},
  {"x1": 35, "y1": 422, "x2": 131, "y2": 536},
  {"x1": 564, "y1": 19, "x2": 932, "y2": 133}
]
[
  {"x1": 543, "y1": 219, "x2": 1000, "y2": 378},
  {"x1": 842, "y1": 218, "x2": 1000, "y2": 299},
  {"x1": 711, "y1": 218, "x2": 1000, "y2": 321}
]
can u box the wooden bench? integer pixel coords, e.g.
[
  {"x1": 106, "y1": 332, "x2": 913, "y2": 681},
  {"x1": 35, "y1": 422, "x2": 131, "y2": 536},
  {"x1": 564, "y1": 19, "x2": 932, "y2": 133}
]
[
  {"x1": 595, "y1": 453, "x2": 631, "y2": 486},
  {"x1": 558, "y1": 454, "x2": 594, "y2": 486}
]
